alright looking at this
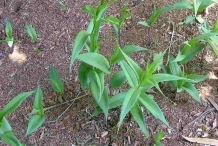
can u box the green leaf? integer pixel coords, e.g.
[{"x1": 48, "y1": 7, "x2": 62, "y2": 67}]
[
  {"x1": 78, "y1": 63, "x2": 92, "y2": 90},
  {"x1": 110, "y1": 70, "x2": 127, "y2": 90},
  {"x1": 155, "y1": 131, "x2": 164, "y2": 146},
  {"x1": 49, "y1": 67, "x2": 64, "y2": 93},
  {"x1": 138, "y1": 21, "x2": 150, "y2": 27},
  {"x1": 148, "y1": 0, "x2": 192, "y2": 25},
  {"x1": 212, "y1": 17, "x2": 218, "y2": 32},
  {"x1": 5, "y1": 19, "x2": 13, "y2": 38},
  {"x1": 194, "y1": 0, "x2": 203, "y2": 16},
  {"x1": 25, "y1": 24, "x2": 37, "y2": 43},
  {"x1": 5, "y1": 37, "x2": 14, "y2": 48},
  {"x1": 97, "y1": 87, "x2": 109, "y2": 118},
  {"x1": 0, "y1": 118, "x2": 12, "y2": 136},
  {"x1": 146, "y1": 51, "x2": 165, "y2": 76},
  {"x1": 180, "y1": 43, "x2": 206, "y2": 63},
  {"x1": 198, "y1": 0, "x2": 217, "y2": 12},
  {"x1": 96, "y1": 2, "x2": 109, "y2": 21},
  {"x1": 70, "y1": 30, "x2": 90, "y2": 72},
  {"x1": 83, "y1": 5, "x2": 95, "y2": 16},
  {"x1": 130, "y1": 103, "x2": 149, "y2": 136},
  {"x1": 1, "y1": 131, "x2": 23, "y2": 146},
  {"x1": 110, "y1": 45, "x2": 147, "y2": 64},
  {"x1": 169, "y1": 55, "x2": 181, "y2": 76},
  {"x1": 181, "y1": 82, "x2": 201, "y2": 103},
  {"x1": 189, "y1": 32, "x2": 217, "y2": 45},
  {"x1": 34, "y1": 85, "x2": 43, "y2": 113},
  {"x1": 185, "y1": 15, "x2": 195, "y2": 24},
  {"x1": 77, "y1": 53, "x2": 110, "y2": 74},
  {"x1": 26, "y1": 115, "x2": 45, "y2": 136},
  {"x1": 120, "y1": 61, "x2": 138, "y2": 87},
  {"x1": 118, "y1": 88, "x2": 141, "y2": 130},
  {"x1": 90, "y1": 71, "x2": 104, "y2": 102},
  {"x1": 139, "y1": 93, "x2": 169, "y2": 126},
  {"x1": 92, "y1": 92, "x2": 127, "y2": 116},
  {"x1": 105, "y1": 16, "x2": 119, "y2": 25},
  {"x1": 187, "y1": 74, "x2": 208, "y2": 83},
  {"x1": 0, "y1": 91, "x2": 34, "y2": 120},
  {"x1": 119, "y1": 48, "x2": 143, "y2": 80}
]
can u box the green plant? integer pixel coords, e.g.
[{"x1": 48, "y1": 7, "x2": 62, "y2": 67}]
[
  {"x1": 0, "y1": 70, "x2": 63, "y2": 145},
  {"x1": 58, "y1": 0, "x2": 67, "y2": 12},
  {"x1": 0, "y1": 91, "x2": 34, "y2": 145},
  {"x1": 154, "y1": 131, "x2": 164, "y2": 146},
  {"x1": 26, "y1": 85, "x2": 45, "y2": 136},
  {"x1": 49, "y1": 66, "x2": 64, "y2": 94},
  {"x1": 26, "y1": 24, "x2": 37, "y2": 43},
  {"x1": 69, "y1": 0, "x2": 206, "y2": 136},
  {"x1": 5, "y1": 19, "x2": 14, "y2": 47},
  {"x1": 162, "y1": 55, "x2": 208, "y2": 103},
  {"x1": 139, "y1": 0, "x2": 218, "y2": 26},
  {"x1": 173, "y1": 31, "x2": 217, "y2": 63},
  {"x1": 200, "y1": 19, "x2": 218, "y2": 57}
]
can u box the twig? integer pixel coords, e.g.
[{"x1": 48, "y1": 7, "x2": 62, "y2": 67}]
[
  {"x1": 44, "y1": 93, "x2": 89, "y2": 111},
  {"x1": 166, "y1": 23, "x2": 175, "y2": 66},
  {"x1": 187, "y1": 107, "x2": 214, "y2": 126}
]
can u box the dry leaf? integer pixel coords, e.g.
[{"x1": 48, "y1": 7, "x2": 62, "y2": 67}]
[{"x1": 183, "y1": 136, "x2": 218, "y2": 145}]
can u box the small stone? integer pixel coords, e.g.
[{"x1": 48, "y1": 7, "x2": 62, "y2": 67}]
[
  {"x1": 0, "y1": 61, "x2": 2, "y2": 67},
  {"x1": 196, "y1": 128, "x2": 203, "y2": 136}
]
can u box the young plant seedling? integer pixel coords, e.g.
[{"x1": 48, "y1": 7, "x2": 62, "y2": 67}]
[
  {"x1": 49, "y1": 66, "x2": 64, "y2": 94},
  {"x1": 200, "y1": 19, "x2": 218, "y2": 57},
  {"x1": 5, "y1": 19, "x2": 14, "y2": 47},
  {"x1": 162, "y1": 55, "x2": 208, "y2": 103},
  {"x1": 58, "y1": 0, "x2": 67, "y2": 12},
  {"x1": 154, "y1": 131, "x2": 164, "y2": 146},
  {"x1": 26, "y1": 85, "x2": 45, "y2": 136},
  {"x1": 0, "y1": 91, "x2": 34, "y2": 145},
  {"x1": 26, "y1": 24, "x2": 37, "y2": 43}
]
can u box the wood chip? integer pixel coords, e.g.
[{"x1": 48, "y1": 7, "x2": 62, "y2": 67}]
[
  {"x1": 207, "y1": 97, "x2": 218, "y2": 111},
  {"x1": 183, "y1": 136, "x2": 218, "y2": 145},
  {"x1": 101, "y1": 131, "x2": 108, "y2": 138}
]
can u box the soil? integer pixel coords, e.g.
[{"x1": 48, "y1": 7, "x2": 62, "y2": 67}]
[{"x1": 0, "y1": 0, "x2": 218, "y2": 146}]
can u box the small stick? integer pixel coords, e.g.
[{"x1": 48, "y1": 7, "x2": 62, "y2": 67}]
[
  {"x1": 44, "y1": 93, "x2": 89, "y2": 111},
  {"x1": 187, "y1": 107, "x2": 214, "y2": 126}
]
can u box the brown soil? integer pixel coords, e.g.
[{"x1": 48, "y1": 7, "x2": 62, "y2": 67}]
[{"x1": 0, "y1": 0, "x2": 218, "y2": 146}]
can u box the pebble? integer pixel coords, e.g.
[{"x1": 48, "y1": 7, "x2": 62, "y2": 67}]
[{"x1": 0, "y1": 61, "x2": 2, "y2": 67}]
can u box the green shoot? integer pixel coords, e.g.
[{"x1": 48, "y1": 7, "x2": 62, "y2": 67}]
[
  {"x1": 5, "y1": 19, "x2": 14, "y2": 47},
  {"x1": 49, "y1": 67, "x2": 64, "y2": 94},
  {"x1": 26, "y1": 24, "x2": 37, "y2": 43},
  {"x1": 58, "y1": 1, "x2": 67, "y2": 12}
]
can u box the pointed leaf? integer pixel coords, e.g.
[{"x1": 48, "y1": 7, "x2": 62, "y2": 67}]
[
  {"x1": 5, "y1": 19, "x2": 13, "y2": 38},
  {"x1": 130, "y1": 103, "x2": 149, "y2": 136},
  {"x1": 119, "y1": 48, "x2": 143, "y2": 79},
  {"x1": 97, "y1": 87, "x2": 109, "y2": 118},
  {"x1": 70, "y1": 30, "x2": 90, "y2": 72},
  {"x1": 83, "y1": 5, "x2": 95, "y2": 16},
  {"x1": 138, "y1": 21, "x2": 150, "y2": 27},
  {"x1": 181, "y1": 82, "x2": 201, "y2": 103},
  {"x1": 0, "y1": 91, "x2": 34, "y2": 120},
  {"x1": 26, "y1": 115, "x2": 45, "y2": 136},
  {"x1": 25, "y1": 24, "x2": 37, "y2": 42},
  {"x1": 140, "y1": 93, "x2": 169, "y2": 126},
  {"x1": 0, "y1": 118, "x2": 12, "y2": 136},
  {"x1": 49, "y1": 67, "x2": 64, "y2": 93},
  {"x1": 120, "y1": 61, "x2": 138, "y2": 87},
  {"x1": 187, "y1": 74, "x2": 208, "y2": 83},
  {"x1": 118, "y1": 88, "x2": 141, "y2": 130},
  {"x1": 1, "y1": 132, "x2": 23, "y2": 146},
  {"x1": 110, "y1": 45, "x2": 147, "y2": 64},
  {"x1": 77, "y1": 53, "x2": 110, "y2": 74},
  {"x1": 78, "y1": 63, "x2": 92, "y2": 90},
  {"x1": 34, "y1": 85, "x2": 43, "y2": 111}
]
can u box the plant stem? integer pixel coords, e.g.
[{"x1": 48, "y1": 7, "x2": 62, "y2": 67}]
[{"x1": 44, "y1": 93, "x2": 89, "y2": 111}]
